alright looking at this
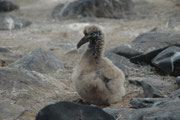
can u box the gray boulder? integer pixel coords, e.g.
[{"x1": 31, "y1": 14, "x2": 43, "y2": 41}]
[
  {"x1": 11, "y1": 48, "x2": 64, "y2": 73},
  {"x1": 0, "y1": 101, "x2": 24, "y2": 120},
  {"x1": 170, "y1": 89, "x2": 180, "y2": 99},
  {"x1": 105, "y1": 52, "x2": 138, "y2": 76},
  {"x1": 130, "y1": 46, "x2": 170, "y2": 65},
  {"x1": 104, "y1": 107, "x2": 155, "y2": 120},
  {"x1": 107, "y1": 33, "x2": 180, "y2": 61},
  {"x1": 130, "y1": 98, "x2": 169, "y2": 109},
  {"x1": 130, "y1": 45, "x2": 180, "y2": 76},
  {"x1": 0, "y1": 47, "x2": 9, "y2": 53},
  {"x1": 176, "y1": 76, "x2": 180, "y2": 87},
  {"x1": 52, "y1": 0, "x2": 134, "y2": 20},
  {"x1": 128, "y1": 32, "x2": 180, "y2": 76},
  {"x1": 0, "y1": 0, "x2": 19, "y2": 12},
  {"x1": 108, "y1": 33, "x2": 180, "y2": 64},
  {"x1": 0, "y1": 63, "x2": 72, "y2": 120},
  {"x1": 152, "y1": 46, "x2": 180, "y2": 76},
  {"x1": 105, "y1": 44, "x2": 142, "y2": 59},
  {"x1": 130, "y1": 33, "x2": 180, "y2": 65},
  {"x1": 142, "y1": 99, "x2": 180, "y2": 120},
  {"x1": 0, "y1": 14, "x2": 31, "y2": 30},
  {"x1": 104, "y1": 98, "x2": 180, "y2": 120},
  {"x1": 140, "y1": 81, "x2": 165, "y2": 98},
  {"x1": 128, "y1": 77, "x2": 173, "y2": 97},
  {"x1": 105, "y1": 52, "x2": 156, "y2": 77},
  {"x1": 106, "y1": 33, "x2": 180, "y2": 76},
  {"x1": 0, "y1": 67, "x2": 67, "y2": 108},
  {"x1": 0, "y1": 67, "x2": 44, "y2": 91},
  {"x1": 131, "y1": 33, "x2": 180, "y2": 53}
]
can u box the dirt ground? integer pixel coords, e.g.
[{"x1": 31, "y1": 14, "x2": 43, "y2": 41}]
[{"x1": 0, "y1": 0, "x2": 180, "y2": 119}]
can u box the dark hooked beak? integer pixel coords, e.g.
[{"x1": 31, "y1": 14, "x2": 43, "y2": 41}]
[{"x1": 77, "y1": 36, "x2": 89, "y2": 49}]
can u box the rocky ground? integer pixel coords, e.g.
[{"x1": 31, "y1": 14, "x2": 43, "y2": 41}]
[{"x1": 0, "y1": 0, "x2": 180, "y2": 120}]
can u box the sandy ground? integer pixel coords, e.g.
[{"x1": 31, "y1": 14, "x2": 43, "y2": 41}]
[{"x1": 0, "y1": 0, "x2": 180, "y2": 119}]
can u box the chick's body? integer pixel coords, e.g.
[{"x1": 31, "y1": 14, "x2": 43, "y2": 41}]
[{"x1": 72, "y1": 25, "x2": 126, "y2": 105}]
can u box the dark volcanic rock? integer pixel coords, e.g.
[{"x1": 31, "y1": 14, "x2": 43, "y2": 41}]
[
  {"x1": 128, "y1": 77, "x2": 173, "y2": 97},
  {"x1": 0, "y1": 67, "x2": 53, "y2": 101},
  {"x1": 0, "y1": 0, "x2": 19, "y2": 12},
  {"x1": 170, "y1": 89, "x2": 180, "y2": 99},
  {"x1": 106, "y1": 33, "x2": 180, "y2": 66},
  {"x1": 52, "y1": 0, "x2": 134, "y2": 20},
  {"x1": 140, "y1": 81, "x2": 165, "y2": 98},
  {"x1": 104, "y1": 107, "x2": 155, "y2": 120},
  {"x1": 105, "y1": 53, "x2": 156, "y2": 77},
  {"x1": 0, "y1": 14, "x2": 31, "y2": 30},
  {"x1": 0, "y1": 47, "x2": 9, "y2": 53},
  {"x1": 0, "y1": 67, "x2": 42, "y2": 90},
  {"x1": 105, "y1": 33, "x2": 180, "y2": 77},
  {"x1": 104, "y1": 98, "x2": 180, "y2": 120},
  {"x1": 130, "y1": 46, "x2": 169, "y2": 65},
  {"x1": 130, "y1": 98, "x2": 169, "y2": 109},
  {"x1": 152, "y1": 46, "x2": 180, "y2": 76},
  {"x1": 129, "y1": 78, "x2": 166, "y2": 98},
  {"x1": 105, "y1": 52, "x2": 138, "y2": 76},
  {"x1": 11, "y1": 48, "x2": 64, "y2": 73},
  {"x1": 142, "y1": 99, "x2": 180, "y2": 120},
  {"x1": 131, "y1": 33, "x2": 180, "y2": 53},
  {"x1": 0, "y1": 67, "x2": 67, "y2": 109},
  {"x1": 36, "y1": 101, "x2": 115, "y2": 120},
  {"x1": 176, "y1": 76, "x2": 180, "y2": 87},
  {"x1": 0, "y1": 101, "x2": 24, "y2": 120},
  {"x1": 105, "y1": 44, "x2": 142, "y2": 59},
  {"x1": 130, "y1": 42, "x2": 180, "y2": 76}
]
